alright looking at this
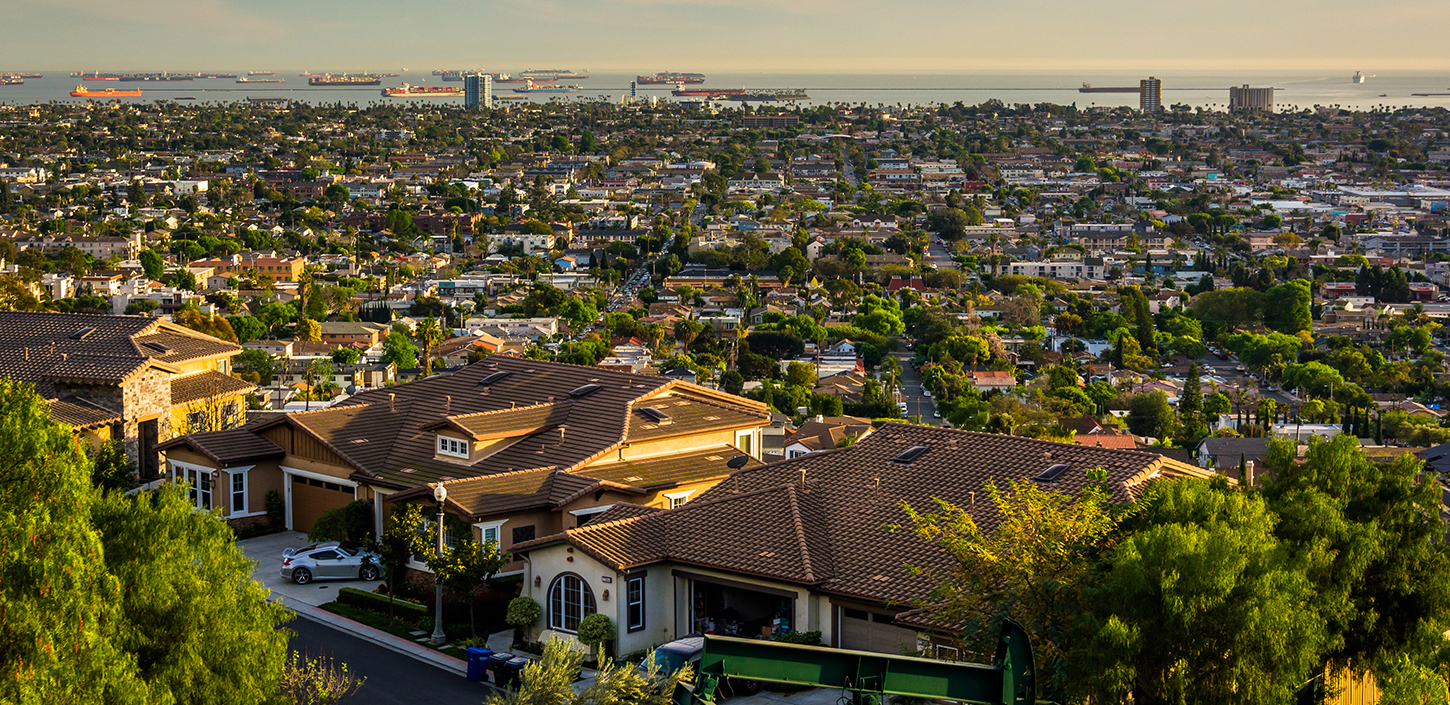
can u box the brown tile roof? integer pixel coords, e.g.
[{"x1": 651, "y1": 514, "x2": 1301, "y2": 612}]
[
  {"x1": 233, "y1": 356, "x2": 769, "y2": 491},
  {"x1": 155, "y1": 427, "x2": 285, "y2": 466},
  {"x1": 48, "y1": 396, "x2": 122, "y2": 430},
  {"x1": 516, "y1": 423, "x2": 1216, "y2": 605},
  {"x1": 625, "y1": 393, "x2": 769, "y2": 442},
  {"x1": 170, "y1": 370, "x2": 257, "y2": 406},
  {"x1": 0, "y1": 312, "x2": 238, "y2": 403}
]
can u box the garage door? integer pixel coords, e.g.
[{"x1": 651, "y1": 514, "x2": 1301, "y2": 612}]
[
  {"x1": 289, "y1": 474, "x2": 355, "y2": 532},
  {"x1": 840, "y1": 608, "x2": 916, "y2": 654}
]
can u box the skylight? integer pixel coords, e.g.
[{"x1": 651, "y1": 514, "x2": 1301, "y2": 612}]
[
  {"x1": 1034, "y1": 463, "x2": 1071, "y2": 483},
  {"x1": 69, "y1": 327, "x2": 95, "y2": 340},
  {"x1": 478, "y1": 371, "x2": 512, "y2": 386},
  {"x1": 641, "y1": 407, "x2": 671, "y2": 424},
  {"x1": 568, "y1": 383, "x2": 602, "y2": 399},
  {"x1": 892, "y1": 446, "x2": 929, "y2": 463}
]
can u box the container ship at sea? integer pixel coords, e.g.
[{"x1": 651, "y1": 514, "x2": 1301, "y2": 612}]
[
  {"x1": 513, "y1": 81, "x2": 582, "y2": 94},
  {"x1": 72, "y1": 85, "x2": 143, "y2": 98},
  {"x1": 671, "y1": 87, "x2": 807, "y2": 101},
  {"x1": 237, "y1": 77, "x2": 284, "y2": 84},
  {"x1": 1078, "y1": 83, "x2": 1139, "y2": 93},
  {"x1": 383, "y1": 84, "x2": 463, "y2": 98},
  {"x1": 0, "y1": 77, "x2": 24, "y2": 86},
  {"x1": 310, "y1": 75, "x2": 382, "y2": 86},
  {"x1": 638, "y1": 72, "x2": 705, "y2": 85},
  {"x1": 518, "y1": 68, "x2": 587, "y2": 80}
]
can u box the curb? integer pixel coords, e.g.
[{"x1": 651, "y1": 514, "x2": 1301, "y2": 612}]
[{"x1": 281, "y1": 595, "x2": 471, "y2": 678}]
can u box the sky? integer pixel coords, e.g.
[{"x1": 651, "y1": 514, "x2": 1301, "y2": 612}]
[{"x1": 9, "y1": 0, "x2": 1450, "y2": 74}]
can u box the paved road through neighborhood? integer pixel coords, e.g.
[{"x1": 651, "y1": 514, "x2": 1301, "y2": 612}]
[
  {"x1": 892, "y1": 350, "x2": 938, "y2": 425},
  {"x1": 287, "y1": 615, "x2": 490, "y2": 705}
]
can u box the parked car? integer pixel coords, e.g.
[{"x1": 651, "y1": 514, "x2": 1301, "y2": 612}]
[
  {"x1": 641, "y1": 636, "x2": 761, "y2": 698},
  {"x1": 281, "y1": 542, "x2": 381, "y2": 585}
]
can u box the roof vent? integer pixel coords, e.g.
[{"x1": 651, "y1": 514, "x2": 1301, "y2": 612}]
[
  {"x1": 69, "y1": 326, "x2": 96, "y2": 340},
  {"x1": 478, "y1": 371, "x2": 512, "y2": 386},
  {"x1": 641, "y1": 407, "x2": 671, "y2": 424},
  {"x1": 1034, "y1": 463, "x2": 1071, "y2": 483},
  {"x1": 892, "y1": 446, "x2": 929, "y2": 463},
  {"x1": 143, "y1": 341, "x2": 172, "y2": 353},
  {"x1": 568, "y1": 383, "x2": 602, "y2": 399}
]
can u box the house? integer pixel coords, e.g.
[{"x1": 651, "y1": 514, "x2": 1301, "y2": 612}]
[
  {"x1": 511, "y1": 424, "x2": 1216, "y2": 657},
  {"x1": 157, "y1": 357, "x2": 772, "y2": 559},
  {"x1": 319, "y1": 321, "x2": 390, "y2": 348},
  {"x1": 967, "y1": 370, "x2": 1016, "y2": 393},
  {"x1": 0, "y1": 311, "x2": 254, "y2": 478},
  {"x1": 190, "y1": 254, "x2": 307, "y2": 282},
  {"x1": 780, "y1": 415, "x2": 874, "y2": 459}
]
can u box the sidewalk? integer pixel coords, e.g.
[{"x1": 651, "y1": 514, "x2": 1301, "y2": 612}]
[{"x1": 241, "y1": 531, "x2": 467, "y2": 677}]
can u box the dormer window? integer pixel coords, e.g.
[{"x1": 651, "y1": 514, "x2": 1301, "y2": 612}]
[{"x1": 437, "y1": 434, "x2": 469, "y2": 459}]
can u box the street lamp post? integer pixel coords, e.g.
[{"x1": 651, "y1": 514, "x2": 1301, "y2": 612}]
[{"x1": 431, "y1": 483, "x2": 448, "y2": 646}]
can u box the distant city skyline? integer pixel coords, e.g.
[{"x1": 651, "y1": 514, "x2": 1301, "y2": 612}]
[{"x1": 9, "y1": 0, "x2": 1450, "y2": 73}]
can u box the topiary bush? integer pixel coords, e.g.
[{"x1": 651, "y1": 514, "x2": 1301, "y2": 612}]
[
  {"x1": 577, "y1": 613, "x2": 616, "y2": 659},
  {"x1": 507, "y1": 596, "x2": 542, "y2": 645}
]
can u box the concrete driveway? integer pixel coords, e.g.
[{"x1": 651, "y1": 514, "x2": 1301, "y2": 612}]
[{"x1": 240, "y1": 530, "x2": 385, "y2": 608}]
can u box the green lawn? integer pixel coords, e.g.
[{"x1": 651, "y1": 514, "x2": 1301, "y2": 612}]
[{"x1": 316, "y1": 601, "x2": 485, "y2": 655}]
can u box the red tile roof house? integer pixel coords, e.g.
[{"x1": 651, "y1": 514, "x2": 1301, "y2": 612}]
[{"x1": 511, "y1": 424, "x2": 1215, "y2": 658}]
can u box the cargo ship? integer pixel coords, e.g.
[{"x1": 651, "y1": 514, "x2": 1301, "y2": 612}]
[
  {"x1": 309, "y1": 75, "x2": 381, "y2": 86},
  {"x1": 519, "y1": 68, "x2": 587, "y2": 80},
  {"x1": 299, "y1": 71, "x2": 331, "y2": 77},
  {"x1": 82, "y1": 74, "x2": 120, "y2": 81},
  {"x1": 670, "y1": 87, "x2": 807, "y2": 101},
  {"x1": 638, "y1": 72, "x2": 705, "y2": 85},
  {"x1": 119, "y1": 73, "x2": 195, "y2": 82},
  {"x1": 8, "y1": 73, "x2": 41, "y2": 79},
  {"x1": 437, "y1": 70, "x2": 464, "y2": 81},
  {"x1": 489, "y1": 73, "x2": 526, "y2": 83},
  {"x1": 72, "y1": 85, "x2": 143, "y2": 97},
  {"x1": 237, "y1": 77, "x2": 284, "y2": 84},
  {"x1": 1353, "y1": 71, "x2": 1366, "y2": 84},
  {"x1": 0, "y1": 77, "x2": 22, "y2": 86},
  {"x1": 248, "y1": 71, "x2": 275, "y2": 76},
  {"x1": 199, "y1": 73, "x2": 236, "y2": 79},
  {"x1": 513, "y1": 80, "x2": 582, "y2": 93},
  {"x1": 383, "y1": 83, "x2": 463, "y2": 97},
  {"x1": 1079, "y1": 83, "x2": 1139, "y2": 93}
]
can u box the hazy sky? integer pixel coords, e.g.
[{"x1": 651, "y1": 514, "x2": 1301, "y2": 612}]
[{"x1": 9, "y1": 0, "x2": 1450, "y2": 73}]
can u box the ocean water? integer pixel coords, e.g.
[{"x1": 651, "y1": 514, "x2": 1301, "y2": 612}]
[{"x1": 3, "y1": 69, "x2": 1449, "y2": 111}]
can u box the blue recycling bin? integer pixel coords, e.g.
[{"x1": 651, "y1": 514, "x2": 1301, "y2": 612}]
[{"x1": 465, "y1": 648, "x2": 492, "y2": 683}]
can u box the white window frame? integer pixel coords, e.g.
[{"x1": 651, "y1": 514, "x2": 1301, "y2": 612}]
[
  {"x1": 736, "y1": 430, "x2": 756, "y2": 458},
  {"x1": 169, "y1": 459, "x2": 217, "y2": 512},
  {"x1": 224, "y1": 465, "x2": 264, "y2": 518},
  {"x1": 547, "y1": 574, "x2": 597, "y2": 634},
  {"x1": 437, "y1": 434, "x2": 469, "y2": 459},
  {"x1": 664, "y1": 490, "x2": 694, "y2": 509},
  {"x1": 626, "y1": 575, "x2": 645, "y2": 632},
  {"x1": 475, "y1": 519, "x2": 508, "y2": 548}
]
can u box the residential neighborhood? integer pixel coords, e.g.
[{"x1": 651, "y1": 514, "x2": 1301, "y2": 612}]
[{"x1": 4, "y1": 85, "x2": 1450, "y2": 705}]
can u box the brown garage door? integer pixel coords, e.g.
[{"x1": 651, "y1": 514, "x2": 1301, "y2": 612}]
[
  {"x1": 840, "y1": 608, "x2": 917, "y2": 654},
  {"x1": 290, "y1": 474, "x2": 355, "y2": 533}
]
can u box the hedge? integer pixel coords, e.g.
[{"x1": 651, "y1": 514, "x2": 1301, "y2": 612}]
[{"x1": 337, "y1": 587, "x2": 430, "y2": 621}]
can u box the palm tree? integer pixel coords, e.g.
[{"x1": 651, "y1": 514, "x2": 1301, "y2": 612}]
[{"x1": 416, "y1": 316, "x2": 444, "y2": 377}]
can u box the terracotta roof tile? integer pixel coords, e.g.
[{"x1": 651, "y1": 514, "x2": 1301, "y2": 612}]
[
  {"x1": 156, "y1": 427, "x2": 285, "y2": 466},
  {"x1": 170, "y1": 370, "x2": 256, "y2": 406},
  {"x1": 519, "y1": 424, "x2": 1207, "y2": 605}
]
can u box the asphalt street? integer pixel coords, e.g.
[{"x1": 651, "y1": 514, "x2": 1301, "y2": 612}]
[
  {"x1": 287, "y1": 613, "x2": 492, "y2": 704},
  {"x1": 892, "y1": 350, "x2": 938, "y2": 425}
]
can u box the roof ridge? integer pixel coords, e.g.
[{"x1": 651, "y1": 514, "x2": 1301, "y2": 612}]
[
  {"x1": 436, "y1": 464, "x2": 557, "y2": 486},
  {"x1": 445, "y1": 399, "x2": 568, "y2": 421},
  {"x1": 783, "y1": 484, "x2": 816, "y2": 583}
]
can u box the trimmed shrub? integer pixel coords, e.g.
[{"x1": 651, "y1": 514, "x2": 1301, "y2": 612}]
[{"x1": 336, "y1": 586, "x2": 429, "y2": 623}]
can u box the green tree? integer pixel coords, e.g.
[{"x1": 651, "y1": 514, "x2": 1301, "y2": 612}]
[
  {"x1": 233, "y1": 348, "x2": 278, "y2": 385},
  {"x1": 0, "y1": 380, "x2": 141, "y2": 702},
  {"x1": 1262, "y1": 435, "x2": 1450, "y2": 685},
  {"x1": 485, "y1": 637, "x2": 690, "y2": 705},
  {"x1": 902, "y1": 476, "x2": 1118, "y2": 700},
  {"x1": 1126, "y1": 390, "x2": 1176, "y2": 439},
  {"x1": 432, "y1": 533, "x2": 510, "y2": 640},
  {"x1": 297, "y1": 318, "x2": 321, "y2": 342},
  {"x1": 1177, "y1": 364, "x2": 1204, "y2": 443},
  {"x1": 381, "y1": 332, "x2": 419, "y2": 370},
  {"x1": 785, "y1": 361, "x2": 816, "y2": 388},
  {"x1": 227, "y1": 314, "x2": 267, "y2": 344},
  {"x1": 93, "y1": 483, "x2": 292, "y2": 703},
  {"x1": 1077, "y1": 478, "x2": 1323, "y2": 705},
  {"x1": 1263, "y1": 279, "x2": 1312, "y2": 334},
  {"x1": 139, "y1": 249, "x2": 165, "y2": 280},
  {"x1": 330, "y1": 347, "x2": 362, "y2": 365},
  {"x1": 377, "y1": 504, "x2": 426, "y2": 626},
  {"x1": 416, "y1": 316, "x2": 445, "y2": 377}
]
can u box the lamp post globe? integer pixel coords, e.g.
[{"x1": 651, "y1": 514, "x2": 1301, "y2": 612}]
[{"x1": 431, "y1": 483, "x2": 448, "y2": 645}]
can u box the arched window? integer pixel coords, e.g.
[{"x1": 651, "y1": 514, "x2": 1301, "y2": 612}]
[{"x1": 548, "y1": 574, "x2": 597, "y2": 633}]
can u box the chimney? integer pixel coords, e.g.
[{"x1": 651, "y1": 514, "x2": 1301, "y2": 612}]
[
  {"x1": 388, "y1": 393, "x2": 395, "y2": 411},
  {"x1": 445, "y1": 395, "x2": 451, "y2": 413},
  {"x1": 814, "y1": 414, "x2": 824, "y2": 423},
  {"x1": 1244, "y1": 460, "x2": 1255, "y2": 487}
]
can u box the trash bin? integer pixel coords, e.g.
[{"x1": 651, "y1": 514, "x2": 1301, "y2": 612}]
[
  {"x1": 465, "y1": 648, "x2": 492, "y2": 683},
  {"x1": 503, "y1": 656, "x2": 530, "y2": 689},
  {"x1": 487, "y1": 652, "x2": 514, "y2": 686}
]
